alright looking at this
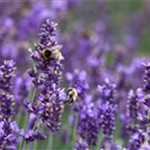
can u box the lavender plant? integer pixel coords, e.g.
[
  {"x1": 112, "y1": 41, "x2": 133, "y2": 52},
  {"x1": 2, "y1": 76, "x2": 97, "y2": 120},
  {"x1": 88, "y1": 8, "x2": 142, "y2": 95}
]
[
  {"x1": 0, "y1": 60, "x2": 23, "y2": 150},
  {"x1": 0, "y1": 1, "x2": 150, "y2": 150}
]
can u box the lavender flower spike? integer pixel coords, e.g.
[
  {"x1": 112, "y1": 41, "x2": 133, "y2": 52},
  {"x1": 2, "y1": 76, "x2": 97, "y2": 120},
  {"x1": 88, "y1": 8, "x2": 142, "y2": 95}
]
[
  {"x1": 143, "y1": 63, "x2": 150, "y2": 107},
  {"x1": 0, "y1": 60, "x2": 23, "y2": 149},
  {"x1": 74, "y1": 136, "x2": 90, "y2": 150},
  {"x1": 127, "y1": 88, "x2": 143, "y2": 119},
  {"x1": 129, "y1": 130, "x2": 145, "y2": 150},
  {"x1": 0, "y1": 118, "x2": 23, "y2": 150},
  {"x1": 25, "y1": 19, "x2": 65, "y2": 132},
  {"x1": 100, "y1": 102, "x2": 116, "y2": 137},
  {"x1": 97, "y1": 78, "x2": 116, "y2": 104},
  {"x1": 0, "y1": 60, "x2": 16, "y2": 118}
]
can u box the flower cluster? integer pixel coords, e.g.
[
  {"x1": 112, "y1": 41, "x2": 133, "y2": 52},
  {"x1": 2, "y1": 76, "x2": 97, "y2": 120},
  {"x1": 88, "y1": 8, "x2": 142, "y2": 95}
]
[
  {"x1": 129, "y1": 130, "x2": 146, "y2": 150},
  {"x1": 25, "y1": 19, "x2": 65, "y2": 134},
  {"x1": 77, "y1": 102, "x2": 99, "y2": 146},
  {"x1": 143, "y1": 63, "x2": 150, "y2": 107},
  {"x1": 0, "y1": 60, "x2": 16, "y2": 118},
  {"x1": 127, "y1": 89, "x2": 143, "y2": 119},
  {"x1": 100, "y1": 103, "x2": 116, "y2": 137},
  {"x1": 74, "y1": 136, "x2": 89, "y2": 150},
  {"x1": 0, "y1": 60, "x2": 22, "y2": 150},
  {"x1": 97, "y1": 78, "x2": 116, "y2": 104},
  {"x1": 0, "y1": 118, "x2": 22, "y2": 150}
]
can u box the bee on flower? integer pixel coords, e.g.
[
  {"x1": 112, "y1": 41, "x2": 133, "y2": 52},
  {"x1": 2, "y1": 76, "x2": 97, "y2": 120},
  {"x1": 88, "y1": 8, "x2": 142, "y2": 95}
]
[
  {"x1": 40, "y1": 45, "x2": 63, "y2": 62},
  {"x1": 63, "y1": 87, "x2": 78, "y2": 105}
]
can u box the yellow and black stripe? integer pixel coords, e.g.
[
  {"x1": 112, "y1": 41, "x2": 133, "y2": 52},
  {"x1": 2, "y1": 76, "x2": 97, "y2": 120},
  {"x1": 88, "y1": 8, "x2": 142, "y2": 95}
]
[{"x1": 64, "y1": 87, "x2": 78, "y2": 105}]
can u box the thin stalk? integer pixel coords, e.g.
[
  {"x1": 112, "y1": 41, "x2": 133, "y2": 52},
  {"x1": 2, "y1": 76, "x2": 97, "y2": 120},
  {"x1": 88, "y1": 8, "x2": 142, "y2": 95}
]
[
  {"x1": 32, "y1": 122, "x2": 44, "y2": 150},
  {"x1": 46, "y1": 133, "x2": 53, "y2": 150},
  {"x1": 33, "y1": 141, "x2": 38, "y2": 150},
  {"x1": 72, "y1": 113, "x2": 78, "y2": 149},
  {"x1": 21, "y1": 84, "x2": 36, "y2": 150},
  {"x1": 96, "y1": 131, "x2": 102, "y2": 150}
]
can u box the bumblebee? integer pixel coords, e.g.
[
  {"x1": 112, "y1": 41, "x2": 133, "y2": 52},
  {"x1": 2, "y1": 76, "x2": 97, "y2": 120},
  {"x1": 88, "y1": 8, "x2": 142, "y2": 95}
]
[
  {"x1": 64, "y1": 87, "x2": 78, "y2": 105},
  {"x1": 40, "y1": 45, "x2": 63, "y2": 61},
  {"x1": 82, "y1": 29, "x2": 91, "y2": 39},
  {"x1": 41, "y1": 49, "x2": 54, "y2": 61}
]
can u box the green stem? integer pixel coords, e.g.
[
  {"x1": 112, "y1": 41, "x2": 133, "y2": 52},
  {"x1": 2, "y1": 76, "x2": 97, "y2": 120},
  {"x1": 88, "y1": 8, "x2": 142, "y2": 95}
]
[
  {"x1": 96, "y1": 131, "x2": 102, "y2": 150},
  {"x1": 46, "y1": 133, "x2": 53, "y2": 150},
  {"x1": 25, "y1": 142, "x2": 28, "y2": 150},
  {"x1": 72, "y1": 113, "x2": 78, "y2": 149},
  {"x1": 33, "y1": 141, "x2": 38, "y2": 150},
  {"x1": 50, "y1": 133, "x2": 53, "y2": 150},
  {"x1": 21, "y1": 84, "x2": 36, "y2": 150}
]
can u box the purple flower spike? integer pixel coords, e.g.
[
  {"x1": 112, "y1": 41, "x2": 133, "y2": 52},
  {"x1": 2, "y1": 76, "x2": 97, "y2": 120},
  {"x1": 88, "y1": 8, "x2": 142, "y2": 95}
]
[
  {"x1": 25, "y1": 20, "x2": 65, "y2": 132},
  {"x1": 24, "y1": 130, "x2": 47, "y2": 142},
  {"x1": 99, "y1": 102, "x2": 116, "y2": 137},
  {"x1": 143, "y1": 63, "x2": 150, "y2": 107},
  {"x1": 143, "y1": 63, "x2": 150, "y2": 93},
  {"x1": 37, "y1": 90, "x2": 65, "y2": 132},
  {"x1": 0, "y1": 118, "x2": 23, "y2": 150},
  {"x1": 101, "y1": 136, "x2": 120, "y2": 150},
  {"x1": 129, "y1": 130, "x2": 145, "y2": 150},
  {"x1": 74, "y1": 136, "x2": 90, "y2": 150},
  {"x1": 97, "y1": 78, "x2": 116, "y2": 104},
  {"x1": 77, "y1": 102, "x2": 99, "y2": 146},
  {"x1": 127, "y1": 88, "x2": 143, "y2": 119},
  {"x1": 0, "y1": 60, "x2": 16, "y2": 118}
]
